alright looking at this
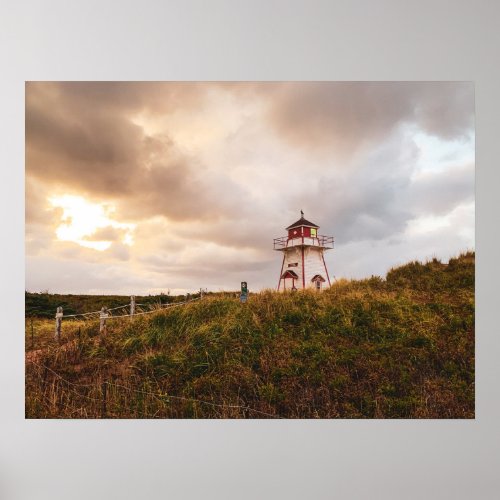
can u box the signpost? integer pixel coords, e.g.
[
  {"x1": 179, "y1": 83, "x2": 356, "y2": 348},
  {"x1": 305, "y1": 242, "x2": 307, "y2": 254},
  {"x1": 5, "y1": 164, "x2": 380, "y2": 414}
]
[{"x1": 240, "y1": 281, "x2": 248, "y2": 303}]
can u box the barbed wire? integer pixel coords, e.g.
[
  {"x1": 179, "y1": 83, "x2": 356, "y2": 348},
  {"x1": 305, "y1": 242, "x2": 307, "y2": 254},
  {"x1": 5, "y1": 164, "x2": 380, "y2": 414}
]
[
  {"x1": 27, "y1": 361, "x2": 281, "y2": 419},
  {"x1": 62, "y1": 295, "x2": 202, "y2": 321}
]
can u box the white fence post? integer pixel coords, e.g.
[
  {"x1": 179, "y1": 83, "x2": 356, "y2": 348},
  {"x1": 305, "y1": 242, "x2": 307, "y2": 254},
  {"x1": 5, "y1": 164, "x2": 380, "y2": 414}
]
[
  {"x1": 200, "y1": 288, "x2": 203, "y2": 300},
  {"x1": 99, "y1": 306, "x2": 108, "y2": 334},
  {"x1": 55, "y1": 306, "x2": 63, "y2": 341},
  {"x1": 130, "y1": 295, "x2": 136, "y2": 318}
]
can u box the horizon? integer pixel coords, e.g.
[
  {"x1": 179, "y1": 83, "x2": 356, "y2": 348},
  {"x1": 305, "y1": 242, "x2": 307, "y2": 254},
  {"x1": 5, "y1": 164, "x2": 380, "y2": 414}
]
[
  {"x1": 25, "y1": 82, "x2": 475, "y2": 295},
  {"x1": 24, "y1": 249, "x2": 475, "y2": 296}
]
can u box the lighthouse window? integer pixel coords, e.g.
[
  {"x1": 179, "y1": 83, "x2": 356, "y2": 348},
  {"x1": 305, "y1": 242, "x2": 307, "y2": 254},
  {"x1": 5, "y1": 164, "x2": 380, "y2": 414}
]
[
  {"x1": 311, "y1": 228, "x2": 317, "y2": 237},
  {"x1": 288, "y1": 263, "x2": 298, "y2": 267}
]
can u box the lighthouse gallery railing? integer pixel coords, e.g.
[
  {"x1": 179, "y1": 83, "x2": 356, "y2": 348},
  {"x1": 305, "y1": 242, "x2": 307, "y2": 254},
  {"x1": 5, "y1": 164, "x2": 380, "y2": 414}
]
[{"x1": 273, "y1": 235, "x2": 334, "y2": 250}]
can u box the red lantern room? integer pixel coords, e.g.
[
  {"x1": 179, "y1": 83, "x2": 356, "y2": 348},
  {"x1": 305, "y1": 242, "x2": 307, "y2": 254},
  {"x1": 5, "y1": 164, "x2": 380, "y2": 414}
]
[
  {"x1": 287, "y1": 215, "x2": 320, "y2": 239},
  {"x1": 273, "y1": 211, "x2": 334, "y2": 291}
]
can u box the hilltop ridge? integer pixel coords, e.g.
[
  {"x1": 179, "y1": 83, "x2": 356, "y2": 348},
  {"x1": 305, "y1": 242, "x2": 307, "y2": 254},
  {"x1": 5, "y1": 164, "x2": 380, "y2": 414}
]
[{"x1": 25, "y1": 252, "x2": 475, "y2": 418}]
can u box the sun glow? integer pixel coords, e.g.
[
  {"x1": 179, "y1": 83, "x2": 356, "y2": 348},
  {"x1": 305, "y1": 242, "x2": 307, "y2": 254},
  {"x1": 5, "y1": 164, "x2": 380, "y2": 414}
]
[{"x1": 49, "y1": 195, "x2": 135, "y2": 251}]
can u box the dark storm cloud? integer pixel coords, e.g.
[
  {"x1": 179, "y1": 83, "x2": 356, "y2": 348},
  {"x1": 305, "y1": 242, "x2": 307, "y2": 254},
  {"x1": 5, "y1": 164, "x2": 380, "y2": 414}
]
[
  {"x1": 265, "y1": 82, "x2": 474, "y2": 155},
  {"x1": 26, "y1": 82, "x2": 247, "y2": 223},
  {"x1": 26, "y1": 82, "x2": 206, "y2": 124},
  {"x1": 117, "y1": 160, "x2": 249, "y2": 222},
  {"x1": 26, "y1": 83, "x2": 145, "y2": 193},
  {"x1": 54, "y1": 81, "x2": 206, "y2": 115}
]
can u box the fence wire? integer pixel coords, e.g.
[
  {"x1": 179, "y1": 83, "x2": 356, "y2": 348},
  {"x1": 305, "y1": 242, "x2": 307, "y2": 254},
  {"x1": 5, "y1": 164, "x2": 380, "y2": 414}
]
[
  {"x1": 27, "y1": 361, "x2": 281, "y2": 419},
  {"x1": 62, "y1": 295, "x2": 202, "y2": 321}
]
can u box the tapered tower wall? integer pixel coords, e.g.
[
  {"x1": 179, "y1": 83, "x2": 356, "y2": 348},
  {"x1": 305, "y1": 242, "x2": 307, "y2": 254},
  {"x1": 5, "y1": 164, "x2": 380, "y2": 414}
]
[
  {"x1": 282, "y1": 246, "x2": 303, "y2": 286},
  {"x1": 281, "y1": 245, "x2": 330, "y2": 289},
  {"x1": 303, "y1": 247, "x2": 329, "y2": 287}
]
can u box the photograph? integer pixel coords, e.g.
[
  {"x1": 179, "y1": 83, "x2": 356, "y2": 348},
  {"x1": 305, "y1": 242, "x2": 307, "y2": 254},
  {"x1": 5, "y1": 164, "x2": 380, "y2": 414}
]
[{"x1": 25, "y1": 81, "x2": 475, "y2": 419}]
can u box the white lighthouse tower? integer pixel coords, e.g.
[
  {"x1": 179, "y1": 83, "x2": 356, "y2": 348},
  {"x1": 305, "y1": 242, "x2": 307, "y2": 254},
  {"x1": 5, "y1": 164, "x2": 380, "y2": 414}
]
[{"x1": 273, "y1": 211, "x2": 334, "y2": 291}]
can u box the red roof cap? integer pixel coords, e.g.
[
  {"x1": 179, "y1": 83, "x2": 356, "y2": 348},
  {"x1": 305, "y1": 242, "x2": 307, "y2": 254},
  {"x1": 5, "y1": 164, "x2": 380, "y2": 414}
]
[{"x1": 286, "y1": 213, "x2": 319, "y2": 230}]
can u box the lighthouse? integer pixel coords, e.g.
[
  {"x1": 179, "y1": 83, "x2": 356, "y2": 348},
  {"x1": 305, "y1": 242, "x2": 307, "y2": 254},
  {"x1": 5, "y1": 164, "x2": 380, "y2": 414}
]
[{"x1": 273, "y1": 211, "x2": 334, "y2": 291}]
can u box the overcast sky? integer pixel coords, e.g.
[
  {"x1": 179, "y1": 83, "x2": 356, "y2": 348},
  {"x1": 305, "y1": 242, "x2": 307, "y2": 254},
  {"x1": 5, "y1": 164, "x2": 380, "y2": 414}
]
[{"x1": 25, "y1": 82, "x2": 474, "y2": 294}]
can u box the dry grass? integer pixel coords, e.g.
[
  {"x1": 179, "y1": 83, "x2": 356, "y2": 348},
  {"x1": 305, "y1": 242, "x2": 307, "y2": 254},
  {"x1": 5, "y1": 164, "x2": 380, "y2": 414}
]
[{"x1": 25, "y1": 252, "x2": 475, "y2": 419}]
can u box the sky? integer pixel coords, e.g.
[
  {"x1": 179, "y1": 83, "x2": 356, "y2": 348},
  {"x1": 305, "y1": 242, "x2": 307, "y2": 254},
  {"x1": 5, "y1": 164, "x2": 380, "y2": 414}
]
[{"x1": 25, "y1": 82, "x2": 475, "y2": 295}]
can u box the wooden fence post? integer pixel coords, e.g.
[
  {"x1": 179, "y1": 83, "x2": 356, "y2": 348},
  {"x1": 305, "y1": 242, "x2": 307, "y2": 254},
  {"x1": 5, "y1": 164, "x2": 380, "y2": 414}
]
[
  {"x1": 99, "y1": 306, "x2": 108, "y2": 334},
  {"x1": 101, "y1": 381, "x2": 107, "y2": 418},
  {"x1": 130, "y1": 295, "x2": 136, "y2": 318},
  {"x1": 55, "y1": 306, "x2": 63, "y2": 341}
]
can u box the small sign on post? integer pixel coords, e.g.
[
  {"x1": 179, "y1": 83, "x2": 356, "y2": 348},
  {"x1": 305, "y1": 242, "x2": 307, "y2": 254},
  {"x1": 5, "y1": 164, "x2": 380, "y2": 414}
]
[
  {"x1": 99, "y1": 306, "x2": 109, "y2": 334},
  {"x1": 55, "y1": 306, "x2": 63, "y2": 341},
  {"x1": 240, "y1": 281, "x2": 248, "y2": 303}
]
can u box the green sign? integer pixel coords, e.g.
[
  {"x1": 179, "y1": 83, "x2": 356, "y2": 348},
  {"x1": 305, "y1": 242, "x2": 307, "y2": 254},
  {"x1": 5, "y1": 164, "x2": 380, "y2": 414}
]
[{"x1": 240, "y1": 282, "x2": 248, "y2": 303}]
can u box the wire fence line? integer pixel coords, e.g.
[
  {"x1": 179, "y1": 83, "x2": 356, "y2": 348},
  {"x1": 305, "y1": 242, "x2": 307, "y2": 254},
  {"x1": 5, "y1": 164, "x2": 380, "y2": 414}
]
[
  {"x1": 49, "y1": 290, "x2": 207, "y2": 341},
  {"x1": 120, "y1": 297, "x2": 202, "y2": 318},
  {"x1": 63, "y1": 297, "x2": 202, "y2": 321},
  {"x1": 63, "y1": 303, "x2": 131, "y2": 318},
  {"x1": 27, "y1": 290, "x2": 209, "y2": 354},
  {"x1": 62, "y1": 294, "x2": 203, "y2": 320},
  {"x1": 27, "y1": 360, "x2": 282, "y2": 419}
]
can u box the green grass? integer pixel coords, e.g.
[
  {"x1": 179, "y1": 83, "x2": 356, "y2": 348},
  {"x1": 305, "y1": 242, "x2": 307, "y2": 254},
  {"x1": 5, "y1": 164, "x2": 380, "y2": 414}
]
[{"x1": 25, "y1": 251, "x2": 474, "y2": 419}]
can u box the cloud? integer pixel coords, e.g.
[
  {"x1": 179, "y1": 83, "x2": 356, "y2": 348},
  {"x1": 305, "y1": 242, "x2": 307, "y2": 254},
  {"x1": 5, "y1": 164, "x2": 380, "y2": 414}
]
[
  {"x1": 407, "y1": 162, "x2": 475, "y2": 215},
  {"x1": 26, "y1": 82, "x2": 250, "y2": 224},
  {"x1": 265, "y1": 82, "x2": 474, "y2": 156},
  {"x1": 25, "y1": 82, "x2": 475, "y2": 293},
  {"x1": 82, "y1": 226, "x2": 126, "y2": 242}
]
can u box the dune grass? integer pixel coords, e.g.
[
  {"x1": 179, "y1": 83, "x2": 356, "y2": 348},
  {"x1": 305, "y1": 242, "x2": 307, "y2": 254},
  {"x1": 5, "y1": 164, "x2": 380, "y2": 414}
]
[{"x1": 25, "y1": 252, "x2": 474, "y2": 419}]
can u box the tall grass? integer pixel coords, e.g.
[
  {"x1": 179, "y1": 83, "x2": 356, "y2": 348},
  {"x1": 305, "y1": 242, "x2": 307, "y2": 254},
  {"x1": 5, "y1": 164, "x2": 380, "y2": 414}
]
[{"x1": 25, "y1": 252, "x2": 474, "y2": 418}]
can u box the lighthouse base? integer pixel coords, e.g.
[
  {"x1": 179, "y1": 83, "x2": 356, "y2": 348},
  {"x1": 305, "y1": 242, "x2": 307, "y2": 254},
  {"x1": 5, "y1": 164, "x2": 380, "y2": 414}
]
[{"x1": 277, "y1": 245, "x2": 330, "y2": 291}]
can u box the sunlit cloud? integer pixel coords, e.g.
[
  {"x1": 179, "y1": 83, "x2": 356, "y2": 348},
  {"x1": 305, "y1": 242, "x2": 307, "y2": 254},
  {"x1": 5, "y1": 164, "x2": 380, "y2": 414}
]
[{"x1": 49, "y1": 195, "x2": 136, "y2": 251}]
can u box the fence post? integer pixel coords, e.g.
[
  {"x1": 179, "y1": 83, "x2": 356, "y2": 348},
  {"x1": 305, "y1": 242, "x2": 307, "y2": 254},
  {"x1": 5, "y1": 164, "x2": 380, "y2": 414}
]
[
  {"x1": 200, "y1": 288, "x2": 203, "y2": 300},
  {"x1": 99, "y1": 306, "x2": 108, "y2": 334},
  {"x1": 55, "y1": 306, "x2": 63, "y2": 341},
  {"x1": 101, "y1": 381, "x2": 107, "y2": 418},
  {"x1": 130, "y1": 295, "x2": 136, "y2": 318},
  {"x1": 187, "y1": 293, "x2": 190, "y2": 302}
]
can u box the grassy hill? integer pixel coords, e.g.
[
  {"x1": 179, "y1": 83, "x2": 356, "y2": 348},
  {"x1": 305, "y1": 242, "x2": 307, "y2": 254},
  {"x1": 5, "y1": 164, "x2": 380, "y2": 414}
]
[{"x1": 25, "y1": 252, "x2": 474, "y2": 419}]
